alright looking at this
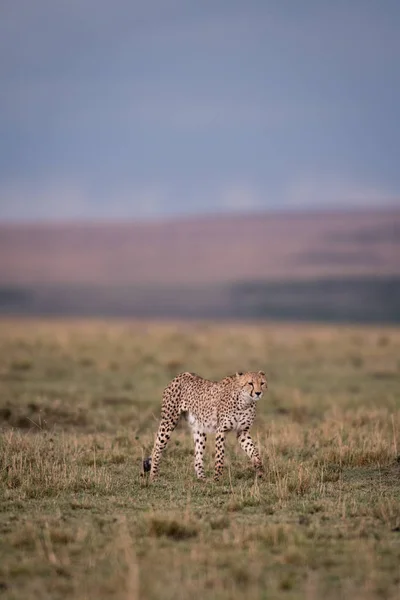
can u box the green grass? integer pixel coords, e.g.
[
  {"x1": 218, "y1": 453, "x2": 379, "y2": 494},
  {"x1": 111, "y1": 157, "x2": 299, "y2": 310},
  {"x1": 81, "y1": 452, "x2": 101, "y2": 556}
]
[{"x1": 0, "y1": 318, "x2": 400, "y2": 600}]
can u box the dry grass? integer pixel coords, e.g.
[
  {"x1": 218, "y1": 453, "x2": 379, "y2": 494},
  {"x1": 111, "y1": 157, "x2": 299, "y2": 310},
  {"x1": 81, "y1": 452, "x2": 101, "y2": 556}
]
[{"x1": 0, "y1": 318, "x2": 400, "y2": 600}]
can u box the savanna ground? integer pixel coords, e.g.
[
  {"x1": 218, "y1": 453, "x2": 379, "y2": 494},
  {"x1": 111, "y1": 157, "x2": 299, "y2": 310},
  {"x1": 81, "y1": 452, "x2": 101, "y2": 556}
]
[{"x1": 0, "y1": 318, "x2": 399, "y2": 600}]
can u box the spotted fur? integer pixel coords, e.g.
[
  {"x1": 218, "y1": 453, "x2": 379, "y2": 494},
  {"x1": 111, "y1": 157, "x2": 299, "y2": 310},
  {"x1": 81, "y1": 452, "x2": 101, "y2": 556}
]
[{"x1": 147, "y1": 371, "x2": 268, "y2": 481}]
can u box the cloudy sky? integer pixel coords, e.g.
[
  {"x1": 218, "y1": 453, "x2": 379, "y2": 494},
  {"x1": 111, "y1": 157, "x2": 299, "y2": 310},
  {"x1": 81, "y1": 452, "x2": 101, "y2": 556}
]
[{"x1": 0, "y1": 0, "x2": 399, "y2": 220}]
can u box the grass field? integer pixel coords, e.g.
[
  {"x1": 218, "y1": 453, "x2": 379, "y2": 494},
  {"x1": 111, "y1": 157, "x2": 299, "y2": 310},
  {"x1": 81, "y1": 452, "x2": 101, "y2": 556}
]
[{"x1": 0, "y1": 318, "x2": 399, "y2": 600}]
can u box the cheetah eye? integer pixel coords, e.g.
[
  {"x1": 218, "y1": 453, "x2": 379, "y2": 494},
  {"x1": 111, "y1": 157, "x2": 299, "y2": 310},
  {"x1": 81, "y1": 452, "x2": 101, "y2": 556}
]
[{"x1": 248, "y1": 382, "x2": 254, "y2": 386}]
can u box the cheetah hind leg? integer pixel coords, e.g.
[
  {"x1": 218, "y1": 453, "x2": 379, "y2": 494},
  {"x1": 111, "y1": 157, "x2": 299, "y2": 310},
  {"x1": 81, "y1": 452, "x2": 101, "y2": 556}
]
[{"x1": 148, "y1": 415, "x2": 179, "y2": 481}]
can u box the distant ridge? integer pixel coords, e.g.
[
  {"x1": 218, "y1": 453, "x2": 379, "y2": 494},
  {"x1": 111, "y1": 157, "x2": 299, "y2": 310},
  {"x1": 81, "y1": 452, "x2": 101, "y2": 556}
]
[{"x1": 1, "y1": 209, "x2": 399, "y2": 286}]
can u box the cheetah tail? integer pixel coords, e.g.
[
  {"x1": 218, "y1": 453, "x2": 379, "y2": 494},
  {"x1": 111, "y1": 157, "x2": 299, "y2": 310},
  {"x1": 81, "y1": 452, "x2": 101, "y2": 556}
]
[{"x1": 142, "y1": 456, "x2": 152, "y2": 474}]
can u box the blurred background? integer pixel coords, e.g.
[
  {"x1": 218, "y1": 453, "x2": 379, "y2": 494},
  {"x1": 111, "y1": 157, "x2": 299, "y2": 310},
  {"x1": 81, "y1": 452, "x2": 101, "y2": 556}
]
[{"x1": 0, "y1": 0, "x2": 399, "y2": 322}]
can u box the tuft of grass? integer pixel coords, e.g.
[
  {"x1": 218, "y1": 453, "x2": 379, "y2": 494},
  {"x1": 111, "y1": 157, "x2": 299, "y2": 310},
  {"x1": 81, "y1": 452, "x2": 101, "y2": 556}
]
[
  {"x1": 10, "y1": 359, "x2": 33, "y2": 371},
  {"x1": 148, "y1": 517, "x2": 198, "y2": 540},
  {"x1": 209, "y1": 516, "x2": 230, "y2": 530}
]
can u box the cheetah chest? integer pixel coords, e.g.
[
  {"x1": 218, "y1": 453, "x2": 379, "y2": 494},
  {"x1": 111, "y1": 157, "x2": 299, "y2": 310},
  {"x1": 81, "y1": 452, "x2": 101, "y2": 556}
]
[{"x1": 220, "y1": 406, "x2": 256, "y2": 432}]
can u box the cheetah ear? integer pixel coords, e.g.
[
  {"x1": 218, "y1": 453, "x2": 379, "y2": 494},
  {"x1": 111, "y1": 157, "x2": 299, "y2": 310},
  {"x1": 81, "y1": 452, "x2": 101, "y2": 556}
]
[
  {"x1": 258, "y1": 370, "x2": 266, "y2": 377},
  {"x1": 236, "y1": 372, "x2": 243, "y2": 377}
]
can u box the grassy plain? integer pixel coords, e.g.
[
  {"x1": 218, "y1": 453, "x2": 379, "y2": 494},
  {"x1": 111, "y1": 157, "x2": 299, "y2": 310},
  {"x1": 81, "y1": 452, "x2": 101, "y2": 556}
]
[{"x1": 0, "y1": 318, "x2": 399, "y2": 600}]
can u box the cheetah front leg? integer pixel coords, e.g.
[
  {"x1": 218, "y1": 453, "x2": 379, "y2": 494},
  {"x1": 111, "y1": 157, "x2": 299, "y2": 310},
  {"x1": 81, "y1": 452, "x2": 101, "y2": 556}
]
[
  {"x1": 237, "y1": 430, "x2": 264, "y2": 476},
  {"x1": 214, "y1": 430, "x2": 225, "y2": 480},
  {"x1": 193, "y1": 431, "x2": 207, "y2": 479}
]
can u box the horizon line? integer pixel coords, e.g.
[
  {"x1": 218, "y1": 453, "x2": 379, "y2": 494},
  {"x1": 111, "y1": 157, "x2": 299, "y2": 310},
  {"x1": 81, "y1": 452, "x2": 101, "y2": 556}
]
[{"x1": 0, "y1": 204, "x2": 400, "y2": 228}]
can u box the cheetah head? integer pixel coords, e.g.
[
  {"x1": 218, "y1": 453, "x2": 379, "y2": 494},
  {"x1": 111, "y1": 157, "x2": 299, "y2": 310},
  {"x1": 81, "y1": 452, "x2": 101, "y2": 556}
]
[{"x1": 236, "y1": 371, "x2": 268, "y2": 401}]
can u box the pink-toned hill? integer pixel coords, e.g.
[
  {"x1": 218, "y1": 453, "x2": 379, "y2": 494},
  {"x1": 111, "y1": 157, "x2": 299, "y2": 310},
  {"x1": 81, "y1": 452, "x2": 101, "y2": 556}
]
[{"x1": 0, "y1": 210, "x2": 399, "y2": 286}]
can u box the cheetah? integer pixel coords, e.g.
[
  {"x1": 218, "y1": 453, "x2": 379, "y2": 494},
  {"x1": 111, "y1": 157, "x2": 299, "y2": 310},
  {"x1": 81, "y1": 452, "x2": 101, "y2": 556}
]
[{"x1": 145, "y1": 371, "x2": 268, "y2": 481}]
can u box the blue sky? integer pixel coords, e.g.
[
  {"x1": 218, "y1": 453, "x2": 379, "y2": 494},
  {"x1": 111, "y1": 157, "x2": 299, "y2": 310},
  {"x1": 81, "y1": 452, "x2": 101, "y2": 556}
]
[{"x1": 0, "y1": 0, "x2": 399, "y2": 220}]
